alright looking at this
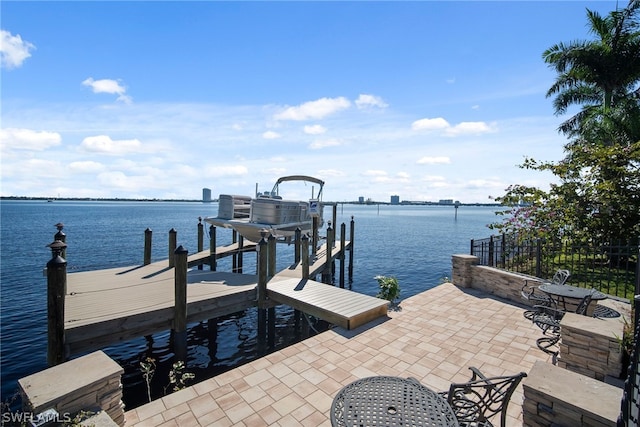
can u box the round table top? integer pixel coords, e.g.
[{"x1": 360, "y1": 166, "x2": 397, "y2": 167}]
[
  {"x1": 538, "y1": 283, "x2": 607, "y2": 300},
  {"x1": 330, "y1": 376, "x2": 459, "y2": 427}
]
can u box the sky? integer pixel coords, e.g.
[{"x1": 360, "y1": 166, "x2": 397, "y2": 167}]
[{"x1": 0, "y1": 1, "x2": 621, "y2": 204}]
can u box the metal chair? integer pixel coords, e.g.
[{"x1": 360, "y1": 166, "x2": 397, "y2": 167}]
[
  {"x1": 439, "y1": 367, "x2": 527, "y2": 427},
  {"x1": 550, "y1": 269, "x2": 571, "y2": 285},
  {"x1": 520, "y1": 280, "x2": 554, "y2": 321},
  {"x1": 532, "y1": 294, "x2": 593, "y2": 358}
]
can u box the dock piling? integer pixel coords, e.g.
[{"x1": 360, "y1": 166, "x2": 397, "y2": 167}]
[
  {"x1": 268, "y1": 233, "x2": 276, "y2": 279},
  {"x1": 47, "y1": 240, "x2": 68, "y2": 366},
  {"x1": 173, "y1": 245, "x2": 188, "y2": 360},
  {"x1": 349, "y1": 216, "x2": 355, "y2": 283},
  {"x1": 301, "y1": 234, "x2": 310, "y2": 280},
  {"x1": 197, "y1": 218, "x2": 204, "y2": 270},
  {"x1": 168, "y1": 228, "x2": 177, "y2": 267},
  {"x1": 144, "y1": 228, "x2": 152, "y2": 265},
  {"x1": 209, "y1": 225, "x2": 216, "y2": 271},
  {"x1": 340, "y1": 223, "x2": 346, "y2": 288},
  {"x1": 54, "y1": 223, "x2": 66, "y2": 259}
]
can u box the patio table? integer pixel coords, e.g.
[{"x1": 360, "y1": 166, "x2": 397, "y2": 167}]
[
  {"x1": 538, "y1": 283, "x2": 607, "y2": 312},
  {"x1": 330, "y1": 376, "x2": 459, "y2": 427}
]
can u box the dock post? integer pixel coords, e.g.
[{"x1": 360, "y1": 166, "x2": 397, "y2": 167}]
[
  {"x1": 257, "y1": 233, "x2": 268, "y2": 347},
  {"x1": 54, "y1": 223, "x2": 66, "y2": 259},
  {"x1": 47, "y1": 240, "x2": 68, "y2": 366},
  {"x1": 312, "y1": 217, "x2": 318, "y2": 256},
  {"x1": 144, "y1": 228, "x2": 152, "y2": 265},
  {"x1": 349, "y1": 216, "x2": 355, "y2": 283},
  {"x1": 268, "y1": 306, "x2": 275, "y2": 349},
  {"x1": 173, "y1": 245, "x2": 188, "y2": 360},
  {"x1": 232, "y1": 230, "x2": 238, "y2": 273},
  {"x1": 168, "y1": 228, "x2": 177, "y2": 267},
  {"x1": 209, "y1": 225, "x2": 216, "y2": 271},
  {"x1": 301, "y1": 234, "x2": 310, "y2": 280},
  {"x1": 237, "y1": 235, "x2": 244, "y2": 273},
  {"x1": 332, "y1": 204, "x2": 337, "y2": 234},
  {"x1": 294, "y1": 228, "x2": 301, "y2": 264},
  {"x1": 197, "y1": 217, "x2": 204, "y2": 270},
  {"x1": 268, "y1": 233, "x2": 276, "y2": 279},
  {"x1": 340, "y1": 223, "x2": 346, "y2": 288},
  {"x1": 322, "y1": 222, "x2": 333, "y2": 284}
]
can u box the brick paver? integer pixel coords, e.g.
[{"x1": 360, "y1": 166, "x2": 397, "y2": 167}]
[{"x1": 124, "y1": 283, "x2": 552, "y2": 426}]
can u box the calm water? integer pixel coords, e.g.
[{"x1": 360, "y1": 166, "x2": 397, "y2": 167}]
[{"x1": 0, "y1": 200, "x2": 500, "y2": 408}]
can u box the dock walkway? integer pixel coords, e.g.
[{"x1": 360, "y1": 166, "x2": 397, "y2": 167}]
[{"x1": 63, "y1": 241, "x2": 387, "y2": 356}]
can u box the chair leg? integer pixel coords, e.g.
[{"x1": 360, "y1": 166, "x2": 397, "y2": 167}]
[{"x1": 537, "y1": 335, "x2": 560, "y2": 364}]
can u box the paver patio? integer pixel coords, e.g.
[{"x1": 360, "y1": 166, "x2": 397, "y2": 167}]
[{"x1": 124, "y1": 282, "x2": 554, "y2": 426}]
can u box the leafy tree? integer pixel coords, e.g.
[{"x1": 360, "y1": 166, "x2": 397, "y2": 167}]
[{"x1": 491, "y1": 1, "x2": 640, "y2": 245}]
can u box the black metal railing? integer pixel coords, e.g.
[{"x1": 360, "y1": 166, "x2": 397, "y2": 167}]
[
  {"x1": 618, "y1": 295, "x2": 640, "y2": 427},
  {"x1": 470, "y1": 234, "x2": 639, "y2": 299}
]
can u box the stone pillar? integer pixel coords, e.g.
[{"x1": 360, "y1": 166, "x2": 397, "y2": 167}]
[
  {"x1": 19, "y1": 351, "x2": 125, "y2": 426},
  {"x1": 451, "y1": 254, "x2": 479, "y2": 288}
]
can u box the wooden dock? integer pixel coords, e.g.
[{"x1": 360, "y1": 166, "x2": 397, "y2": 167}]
[{"x1": 60, "y1": 239, "x2": 388, "y2": 358}]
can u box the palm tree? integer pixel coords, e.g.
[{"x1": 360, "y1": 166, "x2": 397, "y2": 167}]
[{"x1": 543, "y1": 0, "x2": 640, "y2": 142}]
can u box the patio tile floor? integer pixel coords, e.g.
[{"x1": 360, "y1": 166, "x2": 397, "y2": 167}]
[{"x1": 124, "y1": 283, "x2": 552, "y2": 426}]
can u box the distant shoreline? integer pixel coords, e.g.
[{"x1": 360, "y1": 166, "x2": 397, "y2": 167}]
[{"x1": 0, "y1": 196, "x2": 501, "y2": 207}]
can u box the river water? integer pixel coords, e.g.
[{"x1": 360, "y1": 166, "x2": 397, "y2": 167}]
[{"x1": 0, "y1": 200, "x2": 500, "y2": 408}]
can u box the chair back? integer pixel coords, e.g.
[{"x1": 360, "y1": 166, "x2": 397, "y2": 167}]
[
  {"x1": 575, "y1": 294, "x2": 593, "y2": 316},
  {"x1": 551, "y1": 269, "x2": 571, "y2": 285},
  {"x1": 446, "y1": 367, "x2": 527, "y2": 427}
]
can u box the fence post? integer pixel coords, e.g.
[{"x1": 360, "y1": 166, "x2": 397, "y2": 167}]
[
  {"x1": 488, "y1": 236, "x2": 494, "y2": 267},
  {"x1": 47, "y1": 240, "x2": 68, "y2": 366},
  {"x1": 536, "y1": 238, "x2": 542, "y2": 278}
]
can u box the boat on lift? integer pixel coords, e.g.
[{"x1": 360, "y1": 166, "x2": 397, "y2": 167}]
[{"x1": 204, "y1": 175, "x2": 324, "y2": 243}]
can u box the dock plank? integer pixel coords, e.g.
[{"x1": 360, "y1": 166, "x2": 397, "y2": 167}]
[{"x1": 267, "y1": 277, "x2": 388, "y2": 329}]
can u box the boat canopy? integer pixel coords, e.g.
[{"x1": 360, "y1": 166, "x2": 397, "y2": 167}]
[{"x1": 270, "y1": 175, "x2": 324, "y2": 199}]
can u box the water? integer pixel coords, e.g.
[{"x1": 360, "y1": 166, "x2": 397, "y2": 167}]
[{"x1": 0, "y1": 200, "x2": 499, "y2": 409}]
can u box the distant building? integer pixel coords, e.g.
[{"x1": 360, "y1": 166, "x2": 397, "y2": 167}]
[
  {"x1": 202, "y1": 188, "x2": 212, "y2": 202},
  {"x1": 438, "y1": 199, "x2": 454, "y2": 205},
  {"x1": 390, "y1": 195, "x2": 400, "y2": 205},
  {"x1": 358, "y1": 196, "x2": 365, "y2": 204}
]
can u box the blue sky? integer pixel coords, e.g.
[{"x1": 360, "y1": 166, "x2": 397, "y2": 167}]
[{"x1": 1, "y1": 1, "x2": 619, "y2": 203}]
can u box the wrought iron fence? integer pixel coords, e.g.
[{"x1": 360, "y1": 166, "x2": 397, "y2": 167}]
[
  {"x1": 470, "y1": 234, "x2": 639, "y2": 299},
  {"x1": 618, "y1": 295, "x2": 640, "y2": 427}
]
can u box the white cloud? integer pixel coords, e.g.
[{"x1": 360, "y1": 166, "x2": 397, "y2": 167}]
[
  {"x1": 304, "y1": 124, "x2": 327, "y2": 135},
  {"x1": 0, "y1": 30, "x2": 35, "y2": 69},
  {"x1": 274, "y1": 97, "x2": 351, "y2": 121},
  {"x1": 82, "y1": 77, "x2": 132, "y2": 103},
  {"x1": 201, "y1": 165, "x2": 249, "y2": 178},
  {"x1": 68, "y1": 161, "x2": 106, "y2": 173},
  {"x1": 412, "y1": 117, "x2": 495, "y2": 136},
  {"x1": 80, "y1": 135, "x2": 143, "y2": 155},
  {"x1": 355, "y1": 94, "x2": 388, "y2": 109},
  {"x1": 417, "y1": 156, "x2": 451, "y2": 165},
  {"x1": 0, "y1": 128, "x2": 61, "y2": 151},
  {"x1": 263, "y1": 130, "x2": 281, "y2": 139},
  {"x1": 444, "y1": 121, "x2": 496, "y2": 136},
  {"x1": 411, "y1": 117, "x2": 450, "y2": 131},
  {"x1": 309, "y1": 138, "x2": 341, "y2": 150}
]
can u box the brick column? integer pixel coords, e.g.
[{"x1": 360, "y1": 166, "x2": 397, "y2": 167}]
[{"x1": 451, "y1": 254, "x2": 478, "y2": 288}]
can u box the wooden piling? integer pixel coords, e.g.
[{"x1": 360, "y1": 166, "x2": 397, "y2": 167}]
[
  {"x1": 144, "y1": 228, "x2": 152, "y2": 265},
  {"x1": 47, "y1": 241, "x2": 68, "y2": 366},
  {"x1": 301, "y1": 234, "x2": 310, "y2": 280},
  {"x1": 323, "y1": 222, "x2": 333, "y2": 284},
  {"x1": 197, "y1": 218, "x2": 204, "y2": 270},
  {"x1": 257, "y1": 236, "x2": 268, "y2": 307},
  {"x1": 349, "y1": 216, "x2": 355, "y2": 282},
  {"x1": 168, "y1": 228, "x2": 177, "y2": 267},
  {"x1": 232, "y1": 230, "x2": 238, "y2": 273},
  {"x1": 237, "y1": 235, "x2": 244, "y2": 273},
  {"x1": 312, "y1": 217, "x2": 318, "y2": 256},
  {"x1": 340, "y1": 222, "x2": 346, "y2": 288},
  {"x1": 173, "y1": 245, "x2": 188, "y2": 360},
  {"x1": 294, "y1": 228, "x2": 301, "y2": 264},
  {"x1": 209, "y1": 225, "x2": 216, "y2": 271},
  {"x1": 268, "y1": 233, "x2": 276, "y2": 279}
]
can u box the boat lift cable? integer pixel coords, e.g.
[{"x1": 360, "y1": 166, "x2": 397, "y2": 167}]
[{"x1": 303, "y1": 312, "x2": 320, "y2": 334}]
